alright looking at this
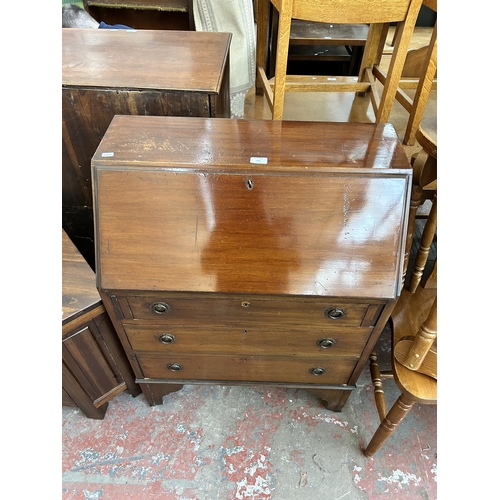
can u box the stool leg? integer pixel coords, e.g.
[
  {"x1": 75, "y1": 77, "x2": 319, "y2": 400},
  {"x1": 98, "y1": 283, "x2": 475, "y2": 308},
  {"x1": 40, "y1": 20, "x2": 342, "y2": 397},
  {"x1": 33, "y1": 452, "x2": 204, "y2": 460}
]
[
  {"x1": 402, "y1": 182, "x2": 423, "y2": 286},
  {"x1": 409, "y1": 193, "x2": 437, "y2": 292},
  {"x1": 271, "y1": 3, "x2": 293, "y2": 119},
  {"x1": 363, "y1": 393, "x2": 415, "y2": 457}
]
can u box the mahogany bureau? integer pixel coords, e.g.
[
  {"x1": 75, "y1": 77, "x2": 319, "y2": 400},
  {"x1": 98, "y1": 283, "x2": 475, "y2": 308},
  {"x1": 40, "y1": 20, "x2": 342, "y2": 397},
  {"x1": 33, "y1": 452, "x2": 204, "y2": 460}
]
[
  {"x1": 62, "y1": 28, "x2": 231, "y2": 269},
  {"x1": 62, "y1": 229, "x2": 141, "y2": 419},
  {"x1": 92, "y1": 115, "x2": 412, "y2": 411}
]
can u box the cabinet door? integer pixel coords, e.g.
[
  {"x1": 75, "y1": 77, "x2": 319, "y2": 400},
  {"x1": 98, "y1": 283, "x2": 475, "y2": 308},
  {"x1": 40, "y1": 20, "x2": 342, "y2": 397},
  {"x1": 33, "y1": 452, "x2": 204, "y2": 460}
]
[{"x1": 62, "y1": 318, "x2": 127, "y2": 418}]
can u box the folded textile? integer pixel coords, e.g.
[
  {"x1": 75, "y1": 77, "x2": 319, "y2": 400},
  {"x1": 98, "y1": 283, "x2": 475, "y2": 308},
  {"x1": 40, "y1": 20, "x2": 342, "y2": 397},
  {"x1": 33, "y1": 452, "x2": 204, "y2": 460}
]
[{"x1": 193, "y1": 0, "x2": 256, "y2": 118}]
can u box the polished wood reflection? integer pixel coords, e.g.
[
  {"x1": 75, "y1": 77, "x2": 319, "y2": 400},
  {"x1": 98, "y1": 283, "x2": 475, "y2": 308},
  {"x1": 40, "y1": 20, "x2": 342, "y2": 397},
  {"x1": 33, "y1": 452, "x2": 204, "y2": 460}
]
[{"x1": 93, "y1": 116, "x2": 411, "y2": 299}]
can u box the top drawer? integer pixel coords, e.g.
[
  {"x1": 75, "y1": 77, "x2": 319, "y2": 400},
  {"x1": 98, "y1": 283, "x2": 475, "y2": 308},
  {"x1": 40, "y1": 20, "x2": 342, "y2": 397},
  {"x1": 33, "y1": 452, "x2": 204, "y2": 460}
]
[{"x1": 115, "y1": 294, "x2": 383, "y2": 328}]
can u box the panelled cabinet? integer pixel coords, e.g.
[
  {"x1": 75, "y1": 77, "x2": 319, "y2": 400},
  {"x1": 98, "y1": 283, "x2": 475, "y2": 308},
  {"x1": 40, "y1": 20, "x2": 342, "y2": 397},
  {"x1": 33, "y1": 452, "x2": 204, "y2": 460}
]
[
  {"x1": 62, "y1": 229, "x2": 141, "y2": 418},
  {"x1": 92, "y1": 116, "x2": 411, "y2": 411}
]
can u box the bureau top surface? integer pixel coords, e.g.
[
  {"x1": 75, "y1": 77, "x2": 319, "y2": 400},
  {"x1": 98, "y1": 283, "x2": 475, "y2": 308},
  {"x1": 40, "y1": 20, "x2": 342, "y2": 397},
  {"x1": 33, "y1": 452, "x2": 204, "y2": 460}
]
[
  {"x1": 62, "y1": 229, "x2": 101, "y2": 325},
  {"x1": 93, "y1": 116, "x2": 411, "y2": 299},
  {"x1": 62, "y1": 29, "x2": 231, "y2": 91}
]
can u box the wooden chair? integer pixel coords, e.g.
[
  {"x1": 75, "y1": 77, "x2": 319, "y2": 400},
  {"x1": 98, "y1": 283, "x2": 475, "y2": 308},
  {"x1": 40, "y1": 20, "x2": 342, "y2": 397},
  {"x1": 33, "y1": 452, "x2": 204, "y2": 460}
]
[
  {"x1": 255, "y1": 0, "x2": 424, "y2": 120},
  {"x1": 388, "y1": 0, "x2": 437, "y2": 144},
  {"x1": 363, "y1": 120, "x2": 437, "y2": 457}
]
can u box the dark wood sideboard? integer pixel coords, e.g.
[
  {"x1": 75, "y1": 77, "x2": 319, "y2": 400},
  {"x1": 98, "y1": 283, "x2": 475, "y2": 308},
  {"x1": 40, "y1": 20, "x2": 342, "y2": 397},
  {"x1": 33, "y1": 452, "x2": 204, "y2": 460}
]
[
  {"x1": 62, "y1": 28, "x2": 231, "y2": 269},
  {"x1": 62, "y1": 229, "x2": 141, "y2": 419},
  {"x1": 92, "y1": 116, "x2": 412, "y2": 412}
]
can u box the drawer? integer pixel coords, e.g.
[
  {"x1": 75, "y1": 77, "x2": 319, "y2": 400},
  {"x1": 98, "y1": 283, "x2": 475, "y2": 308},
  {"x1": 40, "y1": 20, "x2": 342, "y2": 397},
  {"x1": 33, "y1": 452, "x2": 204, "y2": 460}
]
[
  {"x1": 123, "y1": 323, "x2": 372, "y2": 357},
  {"x1": 120, "y1": 294, "x2": 377, "y2": 327},
  {"x1": 136, "y1": 353, "x2": 357, "y2": 385}
]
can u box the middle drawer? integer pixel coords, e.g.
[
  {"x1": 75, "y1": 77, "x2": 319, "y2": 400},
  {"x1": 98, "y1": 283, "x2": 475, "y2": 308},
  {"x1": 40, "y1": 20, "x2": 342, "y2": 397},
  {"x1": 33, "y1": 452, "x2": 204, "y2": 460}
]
[{"x1": 123, "y1": 324, "x2": 372, "y2": 357}]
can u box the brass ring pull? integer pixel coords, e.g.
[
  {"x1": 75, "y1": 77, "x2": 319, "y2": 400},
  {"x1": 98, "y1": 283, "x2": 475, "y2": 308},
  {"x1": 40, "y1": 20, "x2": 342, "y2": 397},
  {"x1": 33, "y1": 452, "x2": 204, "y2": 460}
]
[
  {"x1": 151, "y1": 302, "x2": 171, "y2": 314},
  {"x1": 317, "y1": 338, "x2": 336, "y2": 349},
  {"x1": 158, "y1": 334, "x2": 176, "y2": 344},
  {"x1": 309, "y1": 367, "x2": 326, "y2": 376},
  {"x1": 167, "y1": 363, "x2": 182, "y2": 372},
  {"x1": 325, "y1": 307, "x2": 345, "y2": 320}
]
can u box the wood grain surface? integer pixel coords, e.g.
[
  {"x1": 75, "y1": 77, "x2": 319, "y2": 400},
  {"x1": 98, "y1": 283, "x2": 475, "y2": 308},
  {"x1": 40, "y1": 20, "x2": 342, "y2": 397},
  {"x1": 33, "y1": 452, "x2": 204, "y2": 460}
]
[
  {"x1": 62, "y1": 29, "x2": 231, "y2": 92},
  {"x1": 93, "y1": 116, "x2": 411, "y2": 298}
]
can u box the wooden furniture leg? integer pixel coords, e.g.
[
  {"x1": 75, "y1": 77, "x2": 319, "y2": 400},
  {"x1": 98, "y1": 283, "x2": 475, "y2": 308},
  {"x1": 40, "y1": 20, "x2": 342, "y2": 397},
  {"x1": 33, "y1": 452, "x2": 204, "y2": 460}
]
[
  {"x1": 402, "y1": 183, "x2": 424, "y2": 285},
  {"x1": 368, "y1": 351, "x2": 387, "y2": 421},
  {"x1": 141, "y1": 384, "x2": 184, "y2": 406},
  {"x1": 409, "y1": 193, "x2": 437, "y2": 292},
  {"x1": 364, "y1": 392, "x2": 415, "y2": 457},
  {"x1": 308, "y1": 389, "x2": 350, "y2": 412},
  {"x1": 255, "y1": 0, "x2": 270, "y2": 96}
]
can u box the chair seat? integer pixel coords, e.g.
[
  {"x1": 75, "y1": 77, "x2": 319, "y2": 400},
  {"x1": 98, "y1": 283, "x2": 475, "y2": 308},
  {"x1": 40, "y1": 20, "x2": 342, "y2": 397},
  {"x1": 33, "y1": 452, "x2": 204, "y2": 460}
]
[
  {"x1": 391, "y1": 285, "x2": 437, "y2": 404},
  {"x1": 417, "y1": 116, "x2": 437, "y2": 159}
]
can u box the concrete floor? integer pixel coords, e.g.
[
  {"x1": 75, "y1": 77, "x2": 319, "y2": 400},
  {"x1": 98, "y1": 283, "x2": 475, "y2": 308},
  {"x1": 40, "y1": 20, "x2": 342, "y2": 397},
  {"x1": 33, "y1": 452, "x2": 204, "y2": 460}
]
[
  {"x1": 62, "y1": 27, "x2": 438, "y2": 500},
  {"x1": 62, "y1": 326, "x2": 437, "y2": 500}
]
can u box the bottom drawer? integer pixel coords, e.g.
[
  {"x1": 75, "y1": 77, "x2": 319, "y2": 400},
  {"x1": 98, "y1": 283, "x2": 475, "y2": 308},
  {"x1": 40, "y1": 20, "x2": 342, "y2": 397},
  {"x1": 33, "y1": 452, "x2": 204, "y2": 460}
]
[{"x1": 136, "y1": 353, "x2": 357, "y2": 385}]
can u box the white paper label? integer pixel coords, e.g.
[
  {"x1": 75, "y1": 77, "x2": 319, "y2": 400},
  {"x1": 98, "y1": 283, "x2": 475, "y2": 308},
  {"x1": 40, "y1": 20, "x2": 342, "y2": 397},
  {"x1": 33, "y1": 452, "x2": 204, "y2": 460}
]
[{"x1": 250, "y1": 157, "x2": 268, "y2": 165}]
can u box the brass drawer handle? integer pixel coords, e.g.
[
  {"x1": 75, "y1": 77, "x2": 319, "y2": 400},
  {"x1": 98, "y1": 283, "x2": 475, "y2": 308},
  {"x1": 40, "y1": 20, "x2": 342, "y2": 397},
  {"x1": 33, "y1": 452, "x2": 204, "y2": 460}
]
[
  {"x1": 167, "y1": 363, "x2": 182, "y2": 372},
  {"x1": 151, "y1": 302, "x2": 171, "y2": 314},
  {"x1": 158, "y1": 334, "x2": 176, "y2": 344},
  {"x1": 309, "y1": 367, "x2": 326, "y2": 376},
  {"x1": 317, "y1": 338, "x2": 336, "y2": 349},
  {"x1": 325, "y1": 307, "x2": 345, "y2": 320}
]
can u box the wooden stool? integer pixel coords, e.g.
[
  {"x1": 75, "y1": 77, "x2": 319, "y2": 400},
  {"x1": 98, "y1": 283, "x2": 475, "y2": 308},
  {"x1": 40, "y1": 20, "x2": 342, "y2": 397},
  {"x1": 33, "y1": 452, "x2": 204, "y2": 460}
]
[{"x1": 62, "y1": 229, "x2": 141, "y2": 419}]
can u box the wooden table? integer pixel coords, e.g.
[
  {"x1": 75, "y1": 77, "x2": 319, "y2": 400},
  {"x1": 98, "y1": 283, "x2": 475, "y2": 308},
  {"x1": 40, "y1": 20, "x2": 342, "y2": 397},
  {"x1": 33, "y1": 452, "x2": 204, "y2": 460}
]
[
  {"x1": 62, "y1": 229, "x2": 141, "y2": 419},
  {"x1": 62, "y1": 28, "x2": 231, "y2": 269},
  {"x1": 92, "y1": 115, "x2": 412, "y2": 411}
]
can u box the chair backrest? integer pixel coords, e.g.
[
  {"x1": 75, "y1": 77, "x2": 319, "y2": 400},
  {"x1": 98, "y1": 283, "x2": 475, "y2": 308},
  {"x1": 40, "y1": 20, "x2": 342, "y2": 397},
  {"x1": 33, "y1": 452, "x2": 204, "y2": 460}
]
[{"x1": 290, "y1": 0, "x2": 415, "y2": 24}]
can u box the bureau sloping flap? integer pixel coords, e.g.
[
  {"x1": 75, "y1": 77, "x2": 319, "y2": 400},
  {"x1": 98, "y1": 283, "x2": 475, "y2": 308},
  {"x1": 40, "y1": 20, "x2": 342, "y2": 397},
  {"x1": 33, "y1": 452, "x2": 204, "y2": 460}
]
[{"x1": 93, "y1": 116, "x2": 411, "y2": 299}]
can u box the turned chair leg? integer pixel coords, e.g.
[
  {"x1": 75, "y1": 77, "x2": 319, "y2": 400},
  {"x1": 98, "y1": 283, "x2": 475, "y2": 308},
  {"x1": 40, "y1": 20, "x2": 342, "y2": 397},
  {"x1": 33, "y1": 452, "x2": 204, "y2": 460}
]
[
  {"x1": 369, "y1": 350, "x2": 387, "y2": 422},
  {"x1": 363, "y1": 392, "x2": 415, "y2": 457}
]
